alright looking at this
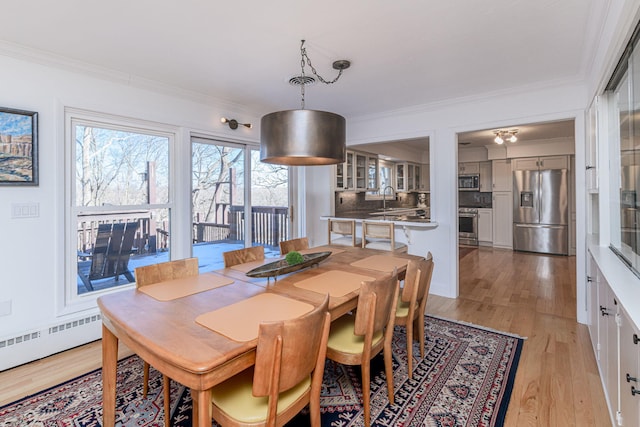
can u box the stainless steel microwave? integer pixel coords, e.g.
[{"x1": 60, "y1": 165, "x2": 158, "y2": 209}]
[{"x1": 458, "y1": 174, "x2": 479, "y2": 191}]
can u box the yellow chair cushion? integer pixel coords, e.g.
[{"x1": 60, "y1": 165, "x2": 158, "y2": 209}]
[
  {"x1": 327, "y1": 314, "x2": 384, "y2": 354},
  {"x1": 395, "y1": 299, "x2": 411, "y2": 318},
  {"x1": 210, "y1": 367, "x2": 311, "y2": 424}
]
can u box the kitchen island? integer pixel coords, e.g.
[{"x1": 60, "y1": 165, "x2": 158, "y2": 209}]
[{"x1": 320, "y1": 210, "x2": 438, "y2": 255}]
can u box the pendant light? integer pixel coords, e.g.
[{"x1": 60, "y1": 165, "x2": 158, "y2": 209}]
[{"x1": 260, "y1": 40, "x2": 350, "y2": 166}]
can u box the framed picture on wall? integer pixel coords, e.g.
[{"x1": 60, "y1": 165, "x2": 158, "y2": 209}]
[{"x1": 0, "y1": 107, "x2": 38, "y2": 186}]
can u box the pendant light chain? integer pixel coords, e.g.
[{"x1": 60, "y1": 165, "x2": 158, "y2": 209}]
[{"x1": 299, "y1": 40, "x2": 346, "y2": 109}]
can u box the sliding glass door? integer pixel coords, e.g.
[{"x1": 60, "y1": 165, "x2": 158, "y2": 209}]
[{"x1": 191, "y1": 138, "x2": 289, "y2": 271}]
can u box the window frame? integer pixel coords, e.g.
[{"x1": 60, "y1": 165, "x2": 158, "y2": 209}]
[{"x1": 61, "y1": 108, "x2": 178, "y2": 314}]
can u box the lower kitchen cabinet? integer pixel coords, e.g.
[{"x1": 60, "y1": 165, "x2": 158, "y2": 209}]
[
  {"x1": 619, "y1": 305, "x2": 640, "y2": 427},
  {"x1": 492, "y1": 192, "x2": 512, "y2": 248},
  {"x1": 478, "y1": 208, "x2": 492, "y2": 244},
  {"x1": 589, "y1": 252, "x2": 640, "y2": 426}
]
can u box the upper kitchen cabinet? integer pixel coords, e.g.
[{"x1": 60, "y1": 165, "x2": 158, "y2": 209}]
[
  {"x1": 492, "y1": 159, "x2": 511, "y2": 192},
  {"x1": 396, "y1": 162, "x2": 422, "y2": 192},
  {"x1": 513, "y1": 155, "x2": 568, "y2": 171},
  {"x1": 458, "y1": 162, "x2": 480, "y2": 174},
  {"x1": 479, "y1": 161, "x2": 492, "y2": 192},
  {"x1": 367, "y1": 156, "x2": 379, "y2": 190},
  {"x1": 355, "y1": 152, "x2": 368, "y2": 191},
  {"x1": 336, "y1": 150, "x2": 379, "y2": 192},
  {"x1": 335, "y1": 151, "x2": 355, "y2": 190},
  {"x1": 420, "y1": 164, "x2": 430, "y2": 191}
]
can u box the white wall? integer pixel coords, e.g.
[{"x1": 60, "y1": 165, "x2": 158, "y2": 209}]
[
  {"x1": 0, "y1": 54, "x2": 262, "y2": 368},
  {"x1": 0, "y1": 0, "x2": 638, "y2": 368}
]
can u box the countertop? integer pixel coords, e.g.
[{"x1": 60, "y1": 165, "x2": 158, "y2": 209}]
[{"x1": 321, "y1": 210, "x2": 438, "y2": 229}]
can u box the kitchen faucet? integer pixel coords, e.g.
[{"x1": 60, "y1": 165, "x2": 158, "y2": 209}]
[{"x1": 382, "y1": 185, "x2": 395, "y2": 220}]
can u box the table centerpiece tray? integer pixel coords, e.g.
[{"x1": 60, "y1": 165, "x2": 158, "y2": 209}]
[{"x1": 245, "y1": 251, "x2": 331, "y2": 278}]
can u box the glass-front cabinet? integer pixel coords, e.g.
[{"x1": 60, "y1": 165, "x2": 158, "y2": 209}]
[
  {"x1": 396, "y1": 163, "x2": 406, "y2": 191},
  {"x1": 355, "y1": 152, "x2": 367, "y2": 191},
  {"x1": 336, "y1": 151, "x2": 355, "y2": 190},
  {"x1": 336, "y1": 150, "x2": 379, "y2": 191},
  {"x1": 396, "y1": 162, "x2": 422, "y2": 192},
  {"x1": 367, "y1": 156, "x2": 379, "y2": 190}
]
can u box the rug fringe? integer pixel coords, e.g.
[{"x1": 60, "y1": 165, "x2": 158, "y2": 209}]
[{"x1": 426, "y1": 314, "x2": 528, "y2": 340}]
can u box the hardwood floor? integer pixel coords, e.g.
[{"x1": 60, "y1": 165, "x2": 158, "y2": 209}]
[
  {"x1": 0, "y1": 247, "x2": 610, "y2": 426},
  {"x1": 426, "y1": 246, "x2": 610, "y2": 426}
]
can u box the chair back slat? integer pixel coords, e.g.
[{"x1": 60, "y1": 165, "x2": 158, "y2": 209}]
[
  {"x1": 223, "y1": 246, "x2": 265, "y2": 268},
  {"x1": 279, "y1": 237, "x2": 309, "y2": 254},
  {"x1": 354, "y1": 269, "x2": 399, "y2": 336},
  {"x1": 135, "y1": 257, "x2": 199, "y2": 288},
  {"x1": 252, "y1": 296, "x2": 330, "y2": 396}
]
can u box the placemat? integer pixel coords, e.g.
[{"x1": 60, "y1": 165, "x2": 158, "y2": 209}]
[
  {"x1": 195, "y1": 293, "x2": 314, "y2": 342},
  {"x1": 293, "y1": 270, "x2": 375, "y2": 297},
  {"x1": 298, "y1": 246, "x2": 346, "y2": 255},
  {"x1": 138, "y1": 273, "x2": 234, "y2": 301},
  {"x1": 350, "y1": 254, "x2": 409, "y2": 272},
  {"x1": 229, "y1": 257, "x2": 281, "y2": 273}
]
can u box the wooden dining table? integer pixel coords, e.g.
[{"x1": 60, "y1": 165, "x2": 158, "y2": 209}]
[{"x1": 98, "y1": 244, "x2": 424, "y2": 427}]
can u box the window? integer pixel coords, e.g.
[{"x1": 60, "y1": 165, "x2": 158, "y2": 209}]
[
  {"x1": 66, "y1": 110, "x2": 174, "y2": 308},
  {"x1": 191, "y1": 137, "x2": 289, "y2": 271},
  {"x1": 365, "y1": 160, "x2": 394, "y2": 199},
  {"x1": 606, "y1": 22, "x2": 640, "y2": 276}
]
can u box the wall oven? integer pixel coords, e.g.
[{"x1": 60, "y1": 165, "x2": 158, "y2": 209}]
[
  {"x1": 459, "y1": 207, "x2": 478, "y2": 246},
  {"x1": 458, "y1": 174, "x2": 480, "y2": 191}
]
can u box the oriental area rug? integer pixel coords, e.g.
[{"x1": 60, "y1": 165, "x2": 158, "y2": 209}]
[{"x1": 0, "y1": 315, "x2": 524, "y2": 427}]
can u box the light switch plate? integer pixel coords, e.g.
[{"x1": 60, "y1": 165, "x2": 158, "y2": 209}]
[{"x1": 11, "y1": 203, "x2": 39, "y2": 218}]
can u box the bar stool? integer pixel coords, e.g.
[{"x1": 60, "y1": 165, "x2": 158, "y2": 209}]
[
  {"x1": 361, "y1": 221, "x2": 407, "y2": 252},
  {"x1": 328, "y1": 219, "x2": 362, "y2": 246}
]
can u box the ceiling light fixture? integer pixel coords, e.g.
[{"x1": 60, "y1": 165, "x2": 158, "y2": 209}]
[
  {"x1": 260, "y1": 40, "x2": 350, "y2": 166},
  {"x1": 221, "y1": 117, "x2": 252, "y2": 130},
  {"x1": 493, "y1": 129, "x2": 518, "y2": 145}
]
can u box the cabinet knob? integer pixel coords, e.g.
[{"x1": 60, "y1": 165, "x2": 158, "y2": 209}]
[
  {"x1": 587, "y1": 275, "x2": 593, "y2": 283},
  {"x1": 632, "y1": 386, "x2": 640, "y2": 396},
  {"x1": 586, "y1": 165, "x2": 595, "y2": 170},
  {"x1": 600, "y1": 305, "x2": 610, "y2": 316},
  {"x1": 627, "y1": 373, "x2": 638, "y2": 383},
  {"x1": 634, "y1": 334, "x2": 639, "y2": 345}
]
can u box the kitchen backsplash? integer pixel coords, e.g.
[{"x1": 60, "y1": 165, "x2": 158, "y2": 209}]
[
  {"x1": 459, "y1": 191, "x2": 492, "y2": 208},
  {"x1": 335, "y1": 191, "x2": 424, "y2": 215}
]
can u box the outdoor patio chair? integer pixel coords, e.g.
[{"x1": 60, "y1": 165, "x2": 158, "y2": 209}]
[{"x1": 78, "y1": 222, "x2": 139, "y2": 292}]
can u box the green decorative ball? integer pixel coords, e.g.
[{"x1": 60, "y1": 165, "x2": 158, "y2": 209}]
[{"x1": 285, "y1": 251, "x2": 304, "y2": 265}]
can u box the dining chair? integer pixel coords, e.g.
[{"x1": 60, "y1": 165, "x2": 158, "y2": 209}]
[
  {"x1": 328, "y1": 218, "x2": 362, "y2": 246},
  {"x1": 134, "y1": 257, "x2": 199, "y2": 427},
  {"x1": 361, "y1": 221, "x2": 408, "y2": 252},
  {"x1": 210, "y1": 295, "x2": 331, "y2": 427},
  {"x1": 279, "y1": 237, "x2": 309, "y2": 254},
  {"x1": 223, "y1": 245, "x2": 265, "y2": 268},
  {"x1": 394, "y1": 253, "x2": 434, "y2": 379},
  {"x1": 326, "y1": 269, "x2": 399, "y2": 427}
]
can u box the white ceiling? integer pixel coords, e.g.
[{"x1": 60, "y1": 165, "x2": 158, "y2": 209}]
[{"x1": 2, "y1": 1, "x2": 604, "y2": 135}]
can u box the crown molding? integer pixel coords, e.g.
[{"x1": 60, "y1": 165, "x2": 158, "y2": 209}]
[
  {"x1": 349, "y1": 76, "x2": 588, "y2": 123},
  {"x1": 0, "y1": 40, "x2": 258, "y2": 117}
]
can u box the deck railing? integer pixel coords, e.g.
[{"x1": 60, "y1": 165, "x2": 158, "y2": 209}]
[{"x1": 79, "y1": 206, "x2": 289, "y2": 255}]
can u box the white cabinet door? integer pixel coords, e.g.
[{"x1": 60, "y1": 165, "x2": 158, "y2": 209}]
[
  {"x1": 587, "y1": 255, "x2": 600, "y2": 358},
  {"x1": 586, "y1": 100, "x2": 598, "y2": 191},
  {"x1": 479, "y1": 161, "x2": 492, "y2": 192},
  {"x1": 513, "y1": 156, "x2": 568, "y2": 171},
  {"x1": 512, "y1": 157, "x2": 539, "y2": 171},
  {"x1": 492, "y1": 160, "x2": 511, "y2": 192},
  {"x1": 539, "y1": 155, "x2": 568, "y2": 169},
  {"x1": 598, "y1": 279, "x2": 618, "y2": 411},
  {"x1": 458, "y1": 162, "x2": 480, "y2": 174},
  {"x1": 492, "y1": 192, "x2": 512, "y2": 248},
  {"x1": 396, "y1": 163, "x2": 407, "y2": 192},
  {"x1": 619, "y1": 305, "x2": 640, "y2": 427},
  {"x1": 478, "y1": 208, "x2": 493, "y2": 243},
  {"x1": 355, "y1": 152, "x2": 368, "y2": 191},
  {"x1": 422, "y1": 164, "x2": 430, "y2": 191}
]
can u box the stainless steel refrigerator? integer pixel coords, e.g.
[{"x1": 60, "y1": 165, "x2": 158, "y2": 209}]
[{"x1": 513, "y1": 168, "x2": 568, "y2": 255}]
